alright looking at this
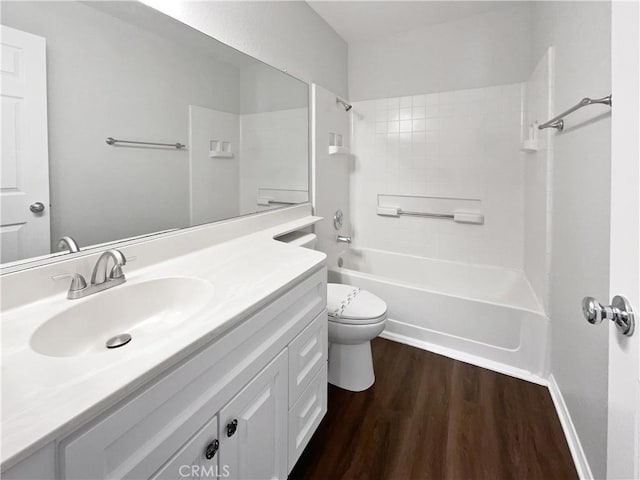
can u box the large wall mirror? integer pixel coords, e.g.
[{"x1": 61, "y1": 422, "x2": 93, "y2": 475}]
[{"x1": 0, "y1": 1, "x2": 309, "y2": 268}]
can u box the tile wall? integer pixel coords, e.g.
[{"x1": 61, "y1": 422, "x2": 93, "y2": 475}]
[{"x1": 351, "y1": 83, "x2": 525, "y2": 268}]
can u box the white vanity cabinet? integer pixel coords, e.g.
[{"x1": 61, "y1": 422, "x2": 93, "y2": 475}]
[
  {"x1": 3, "y1": 267, "x2": 328, "y2": 480},
  {"x1": 153, "y1": 350, "x2": 289, "y2": 480}
]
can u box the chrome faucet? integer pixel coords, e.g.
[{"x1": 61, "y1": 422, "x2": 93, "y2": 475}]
[
  {"x1": 91, "y1": 249, "x2": 127, "y2": 286},
  {"x1": 53, "y1": 249, "x2": 127, "y2": 300},
  {"x1": 58, "y1": 236, "x2": 80, "y2": 253},
  {"x1": 336, "y1": 234, "x2": 352, "y2": 244}
]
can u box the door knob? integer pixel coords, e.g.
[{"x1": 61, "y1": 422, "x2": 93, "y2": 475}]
[
  {"x1": 582, "y1": 295, "x2": 635, "y2": 336},
  {"x1": 29, "y1": 202, "x2": 45, "y2": 213}
]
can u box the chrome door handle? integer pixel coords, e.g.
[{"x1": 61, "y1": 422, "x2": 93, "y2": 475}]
[
  {"x1": 30, "y1": 202, "x2": 45, "y2": 213},
  {"x1": 582, "y1": 295, "x2": 635, "y2": 336}
]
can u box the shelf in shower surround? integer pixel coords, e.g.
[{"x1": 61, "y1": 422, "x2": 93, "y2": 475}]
[
  {"x1": 328, "y1": 146, "x2": 350, "y2": 156},
  {"x1": 209, "y1": 150, "x2": 234, "y2": 158},
  {"x1": 520, "y1": 139, "x2": 539, "y2": 153}
]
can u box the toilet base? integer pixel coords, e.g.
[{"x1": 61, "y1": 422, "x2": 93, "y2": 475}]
[{"x1": 328, "y1": 341, "x2": 375, "y2": 392}]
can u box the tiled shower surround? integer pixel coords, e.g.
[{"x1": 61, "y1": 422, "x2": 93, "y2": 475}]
[{"x1": 351, "y1": 83, "x2": 525, "y2": 269}]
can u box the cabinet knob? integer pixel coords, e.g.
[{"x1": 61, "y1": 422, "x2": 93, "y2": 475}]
[
  {"x1": 226, "y1": 419, "x2": 238, "y2": 437},
  {"x1": 204, "y1": 439, "x2": 219, "y2": 460}
]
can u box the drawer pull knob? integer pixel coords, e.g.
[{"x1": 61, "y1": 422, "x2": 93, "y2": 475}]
[
  {"x1": 204, "y1": 439, "x2": 219, "y2": 460},
  {"x1": 227, "y1": 419, "x2": 238, "y2": 437}
]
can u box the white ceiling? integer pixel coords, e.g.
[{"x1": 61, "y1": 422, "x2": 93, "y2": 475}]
[{"x1": 307, "y1": 1, "x2": 520, "y2": 44}]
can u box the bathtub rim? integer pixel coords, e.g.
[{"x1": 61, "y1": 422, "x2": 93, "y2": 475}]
[{"x1": 330, "y1": 263, "x2": 547, "y2": 317}]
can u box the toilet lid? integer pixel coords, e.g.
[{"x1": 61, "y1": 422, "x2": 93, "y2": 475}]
[{"x1": 327, "y1": 283, "x2": 387, "y2": 324}]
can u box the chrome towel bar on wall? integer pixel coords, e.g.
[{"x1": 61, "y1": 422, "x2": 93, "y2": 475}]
[
  {"x1": 538, "y1": 94, "x2": 612, "y2": 132},
  {"x1": 376, "y1": 206, "x2": 484, "y2": 224},
  {"x1": 105, "y1": 137, "x2": 186, "y2": 149}
]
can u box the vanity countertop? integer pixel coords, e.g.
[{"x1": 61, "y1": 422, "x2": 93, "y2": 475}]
[{"x1": 0, "y1": 216, "x2": 325, "y2": 470}]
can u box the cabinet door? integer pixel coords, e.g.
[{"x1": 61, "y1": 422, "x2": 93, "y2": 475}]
[
  {"x1": 151, "y1": 415, "x2": 219, "y2": 480},
  {"x1": 218, "y1": 350, "x2": 288, "y2": 480}
]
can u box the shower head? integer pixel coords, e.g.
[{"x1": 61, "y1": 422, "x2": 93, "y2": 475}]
[{"x1": 336, "y1": 98, "x2": 352, "y2": 112}]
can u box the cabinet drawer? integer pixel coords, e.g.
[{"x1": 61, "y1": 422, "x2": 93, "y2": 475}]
[
  {"x1": 151, "y1": 416, "x2": 218, "y2": 480},
  {"x1": 288, "y1": 310, "x2": 327, "y2": 406},
  {"x1": 288, "y1": 363, "x2": 327, "y2": 473}
]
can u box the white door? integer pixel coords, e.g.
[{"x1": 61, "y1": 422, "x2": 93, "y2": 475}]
[
  {"x1": 0, "y1": 25, "x2": 50, "y2": 263},
  {"x1": 218, "y1": 350, "x2": 288, "y2": 480},
  {"x1": 606, "y1": 2, "x2": 640, "y2": 479}
]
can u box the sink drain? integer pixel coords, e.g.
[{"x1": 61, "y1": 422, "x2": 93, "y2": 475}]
[{"x1": 106, "y1": 333, "x2": 132, "y2": 349}]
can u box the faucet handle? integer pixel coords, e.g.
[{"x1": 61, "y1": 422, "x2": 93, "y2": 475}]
[
  {"x1": 111, "y1": 255, "x2": 136, "y2": 279},
  {"x1": 110, "y1": 264, "x2": 124, "y2": 280},
  {"x1": 52, "y1": 273, "x2": 88, "y2": 292},
  {"x1": 109, "y1": 250, "x2": 128, "y2": 279}
]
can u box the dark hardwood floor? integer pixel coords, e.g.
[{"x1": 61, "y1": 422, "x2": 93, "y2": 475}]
[{"x1": 290, "y1": 338, "x2": 577, "y2": 480}]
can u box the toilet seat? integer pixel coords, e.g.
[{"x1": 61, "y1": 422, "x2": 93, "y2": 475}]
[{"x1": 327, "y1": 283, "x2": 387, "y2": 325}]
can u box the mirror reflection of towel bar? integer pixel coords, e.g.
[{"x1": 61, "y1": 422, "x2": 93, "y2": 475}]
[
  {"x1": 257, "y1": 197, "x2": 297, "y2": 206},
  {"x1": 106, "y1": 137, "x2": 186, "y2": 149}
]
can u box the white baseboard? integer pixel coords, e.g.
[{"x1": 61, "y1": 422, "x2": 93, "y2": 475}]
[
  {"x1": 547, "y1": 374, "x2": 593, "y2": 480},
  {"x1": 379, "y1": 329, "x2": 548, "y2": 386}
]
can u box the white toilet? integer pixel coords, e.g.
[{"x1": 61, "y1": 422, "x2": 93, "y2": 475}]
[
  {"x1": 326, "y1": 283, "x2": 387, "y2": 392},
  {"x1": 277, "y1": 231, "x2": 388, "y2": 392}
]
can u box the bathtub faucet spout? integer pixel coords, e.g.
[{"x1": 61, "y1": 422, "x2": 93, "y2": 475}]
[{"x1": 336, "y1": 234, "x2": 352, "y2": 244}]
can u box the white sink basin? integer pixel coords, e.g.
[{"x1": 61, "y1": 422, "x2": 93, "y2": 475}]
[{"x1": 30, "y1": 277, "x2": 215, "y2": 358}]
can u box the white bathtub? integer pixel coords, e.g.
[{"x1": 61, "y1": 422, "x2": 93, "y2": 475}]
[{"x1": 328, "y1": 247, "x2": 549, "y2": 381}]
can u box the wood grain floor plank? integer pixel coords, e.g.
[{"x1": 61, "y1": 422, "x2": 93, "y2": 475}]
[{"x1": 290, "y1": 338, "x2": 577, "y2": 480}]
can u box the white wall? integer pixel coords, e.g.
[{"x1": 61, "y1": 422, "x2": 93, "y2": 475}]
[
  {"x1": 523, "y1": 48, "x2": 554, "y2": 311},
  {"x1": 531, "y1": 2, "x2": 612, "y2": 478},
  {"x1": 142, "y1": 0, "x2": 348, "y2": 99},
  {"x1": 348, "y1": 4, "x2": 531, "y2": 101},
  {"x1": 350, "y1": 84, "x2": 525, "y2": 269},
  {"x1": 188, "y1": 106, "x2": 240, "y2": 225},
  {"x1": 312, "y1": 85, "x2": 352, "y2": 267},
  {"x1": 239, "y1": 62, "x2": 309, "y2": 114},
  {"x1": 239, "y1": 108, "x2": 309, "y2": 215}
]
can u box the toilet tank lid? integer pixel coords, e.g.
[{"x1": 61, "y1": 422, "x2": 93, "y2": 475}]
[{"x1": 327, "y1": 283, "x2": 387, "y2": 320}]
